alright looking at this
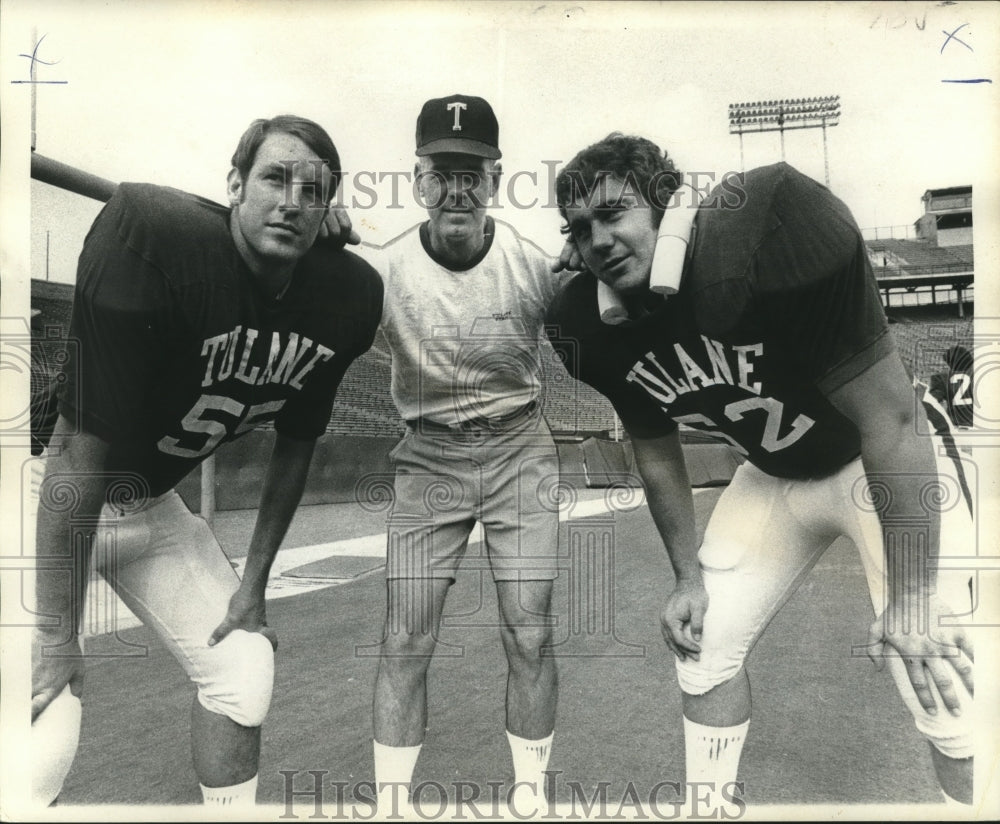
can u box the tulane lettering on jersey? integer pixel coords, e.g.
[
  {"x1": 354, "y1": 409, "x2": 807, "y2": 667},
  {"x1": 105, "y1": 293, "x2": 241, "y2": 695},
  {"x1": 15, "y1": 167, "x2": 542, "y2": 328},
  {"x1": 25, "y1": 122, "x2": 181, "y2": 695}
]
[
  {"x1": 624, "y1": 336, "x2": 816, "y2": 459},
  {"x1": 626, "y1": 335, "x2": 766, "y2": 402},
  {"x1": 200, "y1": 325, "x2": 335, "y2": 389},
  {"x1": 158, "y1": 327, "x2": 336, "y2": 460}
]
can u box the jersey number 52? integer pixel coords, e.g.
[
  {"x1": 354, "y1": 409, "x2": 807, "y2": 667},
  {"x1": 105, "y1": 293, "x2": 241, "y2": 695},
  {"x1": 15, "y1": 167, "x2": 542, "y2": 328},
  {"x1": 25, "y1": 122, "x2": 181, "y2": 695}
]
[{"x1": 675, "y1": 396, "x2": 815, "y2": 456}]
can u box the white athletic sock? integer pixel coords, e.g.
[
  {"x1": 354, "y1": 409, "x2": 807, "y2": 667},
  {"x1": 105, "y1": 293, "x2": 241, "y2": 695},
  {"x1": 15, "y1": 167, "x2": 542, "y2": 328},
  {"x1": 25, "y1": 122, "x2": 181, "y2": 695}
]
[
  {"x1": 373, "y1": 740, "x2": 422, "y2": 815},
  {"x1": 507, "y1": 729, "x2": 553, "y2": 785},
  {"x1": 32, "y1": 684, "x2": 83, "y2": 806},
  {"x1": 506, "y1": 729, "x2": 553, "y2": 808},
  {"x1": 683, "y1": 717, "x2": 748, "y2": 804},
  {"x1": 200, "y1": 774, "x2": 258, "y2": 807}
]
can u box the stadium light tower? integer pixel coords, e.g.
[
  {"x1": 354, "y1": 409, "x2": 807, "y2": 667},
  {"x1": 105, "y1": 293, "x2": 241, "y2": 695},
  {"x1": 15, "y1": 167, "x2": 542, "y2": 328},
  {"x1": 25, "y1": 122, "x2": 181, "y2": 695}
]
[{"x1": 728, "y1": 96, "x2": 840, "y2": 186}]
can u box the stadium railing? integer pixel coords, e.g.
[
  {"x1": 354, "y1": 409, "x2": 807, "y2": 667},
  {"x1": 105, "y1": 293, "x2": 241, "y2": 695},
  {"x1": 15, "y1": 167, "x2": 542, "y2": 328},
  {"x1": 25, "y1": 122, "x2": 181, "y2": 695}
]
[{"x1": 873, "y1": 265, "x2": 974, "y2": 317}]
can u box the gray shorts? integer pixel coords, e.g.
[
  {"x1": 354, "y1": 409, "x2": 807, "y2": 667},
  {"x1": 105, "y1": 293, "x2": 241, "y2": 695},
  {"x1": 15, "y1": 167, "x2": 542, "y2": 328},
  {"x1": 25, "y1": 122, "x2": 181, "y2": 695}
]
[{"x1": 386, "y1": 411, "x2": 560, "y2": 582}]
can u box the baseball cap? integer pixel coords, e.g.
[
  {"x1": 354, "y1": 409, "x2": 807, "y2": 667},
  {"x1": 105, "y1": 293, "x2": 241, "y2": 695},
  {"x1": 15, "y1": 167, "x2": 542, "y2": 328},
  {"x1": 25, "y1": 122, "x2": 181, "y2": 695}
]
[{"x1": 415, "y1": 94, "x2": 501, "y2": 159}]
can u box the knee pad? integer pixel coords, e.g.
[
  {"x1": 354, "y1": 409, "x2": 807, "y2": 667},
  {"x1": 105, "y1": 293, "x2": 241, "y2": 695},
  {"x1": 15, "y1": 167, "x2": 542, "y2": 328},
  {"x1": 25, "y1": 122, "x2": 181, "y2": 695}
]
[
  {"x1": 196, "y1": 629, "x2": 275, "y2": 728},
  {"x1": 926, "y1": 728, "x2": 974, "y2": 761},
  {"x1": 885, "y1": 656, "x2": 974, "y2": 760},
  {"x1": 914, "y1": 700, "x2": 974, "y2": 761},
  {"x1": 674, "y1": 648, "x2": 745, "y2": 696},
  {"x1": 32, "y1": 684, "x2": 82, "y2": 805}
]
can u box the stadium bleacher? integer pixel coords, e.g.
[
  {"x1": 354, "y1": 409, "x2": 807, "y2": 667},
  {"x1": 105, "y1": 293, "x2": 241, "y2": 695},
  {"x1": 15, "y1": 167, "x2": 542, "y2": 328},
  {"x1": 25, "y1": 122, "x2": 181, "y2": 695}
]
[
  {"x1": 327, "y1": 347, "x2": 404, "y2": 436},
  {"x1": 886, "y1": 307, "x2": 974, "y2": 380},
  {"x1": 867, "y1": 238, "x2": 973, "y2": 273}
]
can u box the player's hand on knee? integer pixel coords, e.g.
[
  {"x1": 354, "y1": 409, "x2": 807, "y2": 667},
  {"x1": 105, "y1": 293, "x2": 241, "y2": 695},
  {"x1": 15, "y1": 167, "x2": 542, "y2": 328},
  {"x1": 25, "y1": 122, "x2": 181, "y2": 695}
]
[
  {"x1": 32, "y1": 632, "x2": 84, "y2": 722},
  {"x1": 933, "y1": 624, "x2": 974, "y2": 701},
  {"x1": 551, "y1": 238, "x2": 582, "y2": 273},
  {"x1": 208, "y1": 587, "x2": 278, "y2": 651},
  {"x1": 868, "y1": 594, "x2": 973, "y2": 716},
  {"x1": 659, "y1": 576, "x2": 708, "y2": 662},
  {"x1": 317, "y1": 206, "x2": 361, "y2": 248}
]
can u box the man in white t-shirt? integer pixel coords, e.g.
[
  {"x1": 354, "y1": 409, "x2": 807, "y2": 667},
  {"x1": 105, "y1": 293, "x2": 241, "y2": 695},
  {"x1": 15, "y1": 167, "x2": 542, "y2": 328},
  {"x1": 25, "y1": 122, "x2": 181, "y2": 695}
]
[{"x1": 363, "y1": 94, "x2": 564, "y2": 815}]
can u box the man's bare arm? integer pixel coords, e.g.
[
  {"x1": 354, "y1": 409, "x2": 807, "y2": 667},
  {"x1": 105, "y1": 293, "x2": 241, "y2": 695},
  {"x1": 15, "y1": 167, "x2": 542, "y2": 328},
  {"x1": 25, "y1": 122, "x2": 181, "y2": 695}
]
[
  {"x1": 208, "y1": 433, "x2": 317, "y2": 649},
  {"x1": 826, "y1": 353, "x2": 973, "y2": 715},
  {"x1": 631, "y1": 428, "x2": 707, "y2": 661}
]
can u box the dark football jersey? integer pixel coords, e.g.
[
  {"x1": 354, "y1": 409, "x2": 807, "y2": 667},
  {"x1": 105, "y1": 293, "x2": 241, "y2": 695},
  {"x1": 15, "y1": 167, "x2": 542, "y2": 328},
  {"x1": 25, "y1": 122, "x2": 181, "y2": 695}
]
[
  {"x1": 548, "y1": 163, "x2": 895, "y2": 480},
  {"x1": 57, "y1": 183, "x2": 384, "y2": 496},
  {"x1": 929, "y1": 368, "x2": 974, "y2": 429}
]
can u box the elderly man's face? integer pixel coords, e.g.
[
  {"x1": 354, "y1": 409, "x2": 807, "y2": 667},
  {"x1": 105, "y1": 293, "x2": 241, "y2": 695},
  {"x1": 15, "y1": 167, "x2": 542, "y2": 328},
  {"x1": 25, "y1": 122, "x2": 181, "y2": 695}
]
[{"x1": 417, "y1": 153, "x2": 495, "y2": 241}]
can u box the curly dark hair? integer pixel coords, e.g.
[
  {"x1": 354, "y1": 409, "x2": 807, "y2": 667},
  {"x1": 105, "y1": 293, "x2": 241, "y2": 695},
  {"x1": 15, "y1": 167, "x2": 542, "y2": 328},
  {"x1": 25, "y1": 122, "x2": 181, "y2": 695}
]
[{"x1": 555, "y1": 133, "x2": 682, "y2": 228}]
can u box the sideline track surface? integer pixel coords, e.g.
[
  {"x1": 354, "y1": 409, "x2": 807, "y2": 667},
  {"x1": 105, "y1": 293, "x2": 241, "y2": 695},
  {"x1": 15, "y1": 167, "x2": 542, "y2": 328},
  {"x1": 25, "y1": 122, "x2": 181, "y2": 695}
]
[{"x1": 57, "y1": 488, "x2": 944, "y2": 810}]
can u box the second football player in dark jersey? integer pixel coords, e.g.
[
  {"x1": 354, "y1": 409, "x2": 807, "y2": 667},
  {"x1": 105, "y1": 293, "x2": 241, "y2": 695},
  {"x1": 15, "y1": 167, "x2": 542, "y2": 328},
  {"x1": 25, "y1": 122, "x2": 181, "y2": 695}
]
[
  {"x1": 548, "y1": 135, "x2": 974, "y2": 810},
  {"x1": 551, "y1": 163, "x2": 892, "y2": 478}
]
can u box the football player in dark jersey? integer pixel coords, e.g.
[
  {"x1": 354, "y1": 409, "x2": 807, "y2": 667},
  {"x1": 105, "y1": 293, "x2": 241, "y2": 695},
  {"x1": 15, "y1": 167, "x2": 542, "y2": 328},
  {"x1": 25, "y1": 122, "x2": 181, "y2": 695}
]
[
  {"x1": 547, "y1": 134, "x2": 974, "y2": 808},
  {"x1": 930, "y1": 344, "x2": 975, "y2": 430},
  {"x1": 30, "y1": 115, "x2": 383, "y2": 807}
]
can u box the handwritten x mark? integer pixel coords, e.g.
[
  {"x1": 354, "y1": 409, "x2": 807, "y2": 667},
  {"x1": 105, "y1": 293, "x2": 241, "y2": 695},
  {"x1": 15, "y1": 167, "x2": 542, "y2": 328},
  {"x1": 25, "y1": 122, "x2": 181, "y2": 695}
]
[{"x1": 940, "y1": 23, "x2": 973, "y2": 54}]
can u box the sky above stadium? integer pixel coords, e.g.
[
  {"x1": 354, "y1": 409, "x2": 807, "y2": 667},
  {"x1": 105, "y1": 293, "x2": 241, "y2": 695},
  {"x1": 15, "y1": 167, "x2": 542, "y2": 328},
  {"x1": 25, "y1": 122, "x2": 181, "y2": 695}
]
[{"x1": 3, "y1": 0, "x2": 998, "y2": 283}]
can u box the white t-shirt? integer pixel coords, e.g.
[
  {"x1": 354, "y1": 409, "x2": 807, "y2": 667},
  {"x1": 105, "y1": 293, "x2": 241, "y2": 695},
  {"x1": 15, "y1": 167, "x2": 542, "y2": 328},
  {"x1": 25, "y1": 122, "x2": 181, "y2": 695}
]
[{"x1": 362, "y1": 217, "x2": 563, "y2": 425}]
